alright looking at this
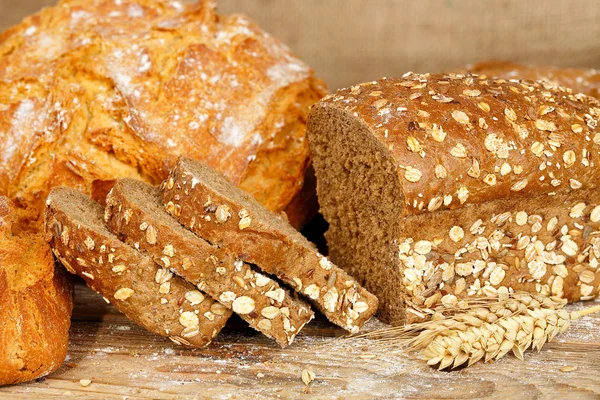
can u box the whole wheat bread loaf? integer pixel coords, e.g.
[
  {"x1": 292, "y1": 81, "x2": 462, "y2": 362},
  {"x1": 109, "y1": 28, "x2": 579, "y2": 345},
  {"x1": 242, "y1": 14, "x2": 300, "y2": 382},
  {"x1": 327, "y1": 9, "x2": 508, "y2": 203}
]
[
  {"x1": 307, "y1": 73, "x2": 600, "y2": 325},
  {"x1": 161, "y1": 157, "x2": 378, "y2": 333},
  {"x1": 45, "y1": 187, "x2": 231, "y2": 347},
  {"x1": 105, "y1": 179, "x2": 314, "y2": 347}
]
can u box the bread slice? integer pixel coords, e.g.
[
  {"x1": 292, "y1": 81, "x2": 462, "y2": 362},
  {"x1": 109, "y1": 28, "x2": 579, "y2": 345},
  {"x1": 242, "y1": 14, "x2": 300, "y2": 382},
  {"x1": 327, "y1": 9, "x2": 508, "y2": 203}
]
[
  {"x1": 307, "y1": 73, "x2": 600, "y2": 325},
  {"x1": 105, "y1": 179, "x2": 314, "y2": 347},
  {"x1": 161, "y1": 157, "x2": 378, "y2": 333},
  {"x1": 45, "y1": 187, "x2": 230, "y2": 347},
  {"x1": 0, "y1": 198, "x2": 72, "y2": 385}
]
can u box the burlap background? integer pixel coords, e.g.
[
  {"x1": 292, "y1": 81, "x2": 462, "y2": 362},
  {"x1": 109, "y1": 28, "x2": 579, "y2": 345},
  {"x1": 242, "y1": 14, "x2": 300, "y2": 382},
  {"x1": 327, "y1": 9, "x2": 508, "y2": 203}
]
[{"x1": 2, "y1": 0, "x2": 600, "y2": 90}]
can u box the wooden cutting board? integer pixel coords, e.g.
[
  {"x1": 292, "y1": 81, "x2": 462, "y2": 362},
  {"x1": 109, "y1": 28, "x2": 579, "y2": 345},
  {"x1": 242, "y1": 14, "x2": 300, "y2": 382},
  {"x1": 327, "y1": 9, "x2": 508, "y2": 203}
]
[{"x1": 1, "y1": 281, "x2": 599, "y2": 399}]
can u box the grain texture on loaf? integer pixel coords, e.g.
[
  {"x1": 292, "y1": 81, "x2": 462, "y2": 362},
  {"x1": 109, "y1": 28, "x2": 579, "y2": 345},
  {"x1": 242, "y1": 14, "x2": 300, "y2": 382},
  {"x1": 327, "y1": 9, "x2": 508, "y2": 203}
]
[
  {"x1": 0, "y1": 198, "x2": 73, "y2": 386},
  {"x1": 463, "y1": 61, "x2": 600, "y2": 99},
  {"x1": 307, "y1": 73, "x2": 600, "y2": 325},
  {"x1": 105, "y1": 179, "x2": 314, "y2": 347},
  {"x1": 45, "y1": 187, "x2": 231, "y2": 347},
  {"x1": 161, "y1": 157, "x2": 378, "y2": 333},
  {"x1": 0, "y1": 0, "x2": 326, "y2": 228}
]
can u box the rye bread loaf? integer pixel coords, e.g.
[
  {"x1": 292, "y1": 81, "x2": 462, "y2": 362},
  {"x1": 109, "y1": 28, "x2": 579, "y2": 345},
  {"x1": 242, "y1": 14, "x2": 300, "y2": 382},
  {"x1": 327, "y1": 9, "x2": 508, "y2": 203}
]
[
  {"x1": 307, "y1": 73, "x2": 600, "y2": 325},
  {"x1": 463, "y1": 61, "x2": 600, "y2": 99},
  {"x1": 161, "y1": 157, "x2": 378, "y2": 333},
  {"x1": 0, "y1": 0, "x2": 325, "y2": 228},
  {"x1": 45, "y1": 187, "x2": 231, "y2": 347},
  {"x1": 0, "y1": 198, "x2": 73, "y2": 386},
  {"x1": 105, "y1": 179, "x2": 314, "y2": 347}
]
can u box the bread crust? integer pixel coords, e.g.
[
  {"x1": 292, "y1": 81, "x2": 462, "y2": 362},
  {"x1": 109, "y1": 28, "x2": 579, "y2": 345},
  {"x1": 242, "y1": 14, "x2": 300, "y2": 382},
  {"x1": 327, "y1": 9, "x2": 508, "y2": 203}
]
[
  {"x1": 0, "y1": 197, "x2": 73, "y2": 386},
  {"x1": 317, "y1": 74, "x2": 600, "y2": 217},
  {"x1": 105, "y1": 179, "x2": 314, "y2": 347},
  {"x1": 463, "y1": 61, "x2": 600, "y2": 99},
  {"x1": 45, "y1": 187, "x2": 231, "y2": 347},
  {"x1": 162, "y1": 157, "x2": 378, "y2": 333},
  {"x1": 0, "y1": 0, "x2": 326, "y2": 228},
  {"x1": 308, "y1": 73, "x2": 600, "y2": 325}
]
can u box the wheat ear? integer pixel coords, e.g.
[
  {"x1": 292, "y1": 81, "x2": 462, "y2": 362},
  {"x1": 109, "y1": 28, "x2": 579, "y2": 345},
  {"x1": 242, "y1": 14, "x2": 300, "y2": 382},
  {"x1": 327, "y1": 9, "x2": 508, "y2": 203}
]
[{"x1": 357, "y1": 292, "x2": 599, "y2": 370}]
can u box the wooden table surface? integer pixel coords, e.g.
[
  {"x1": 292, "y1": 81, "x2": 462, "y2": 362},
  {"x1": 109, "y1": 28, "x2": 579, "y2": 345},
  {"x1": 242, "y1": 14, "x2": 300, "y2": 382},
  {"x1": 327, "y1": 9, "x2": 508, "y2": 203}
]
[{"x1": 1, "y1": 282, "x2": 599, "y2": 400}]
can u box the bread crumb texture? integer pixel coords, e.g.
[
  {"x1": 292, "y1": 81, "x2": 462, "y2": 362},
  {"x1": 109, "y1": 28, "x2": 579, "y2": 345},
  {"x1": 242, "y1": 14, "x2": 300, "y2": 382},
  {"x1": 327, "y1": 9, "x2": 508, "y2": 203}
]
[{"x1": 160, "y1": 158, "x2": 378, "y2": 333}]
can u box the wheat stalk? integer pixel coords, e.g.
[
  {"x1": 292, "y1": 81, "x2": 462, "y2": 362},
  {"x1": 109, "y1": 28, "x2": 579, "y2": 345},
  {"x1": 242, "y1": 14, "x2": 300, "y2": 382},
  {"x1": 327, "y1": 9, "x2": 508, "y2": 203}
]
[{"x1": 354, "y1": 292, "x2": 600, "y2": 370}]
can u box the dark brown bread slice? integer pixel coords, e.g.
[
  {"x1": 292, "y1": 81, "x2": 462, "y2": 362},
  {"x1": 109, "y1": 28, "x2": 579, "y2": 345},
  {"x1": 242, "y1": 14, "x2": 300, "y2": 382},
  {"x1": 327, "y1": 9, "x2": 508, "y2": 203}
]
[
  {"x1": 307, "y1": 73, "x2": 600, "y2": 325},
  {"x1": 45, "y1": 187, "x2": 231, "y2": 347},
  {"x1": 161, "y1": 157, "x2": 378, "y2": 333},
  {"x1": 105, "y1": 179, "x2": 314, "y2": 347}
]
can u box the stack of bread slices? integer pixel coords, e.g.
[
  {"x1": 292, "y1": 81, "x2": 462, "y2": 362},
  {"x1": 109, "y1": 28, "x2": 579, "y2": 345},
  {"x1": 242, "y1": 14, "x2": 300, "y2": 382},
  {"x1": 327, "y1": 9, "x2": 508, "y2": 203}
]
[{"x1": 45, "y1": 157, "x2": 378, "y2": 348}]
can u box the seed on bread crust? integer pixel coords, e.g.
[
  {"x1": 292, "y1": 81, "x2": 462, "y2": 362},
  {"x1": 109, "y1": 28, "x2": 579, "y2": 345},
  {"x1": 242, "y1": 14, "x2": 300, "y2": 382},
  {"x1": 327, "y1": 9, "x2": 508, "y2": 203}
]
[
  {"x1": 265, "y1": 288, "x2": 285, "y2": 303},
  {"x1": 185, "y1": 290, "x2": 205, "y2": 305},
  {"x1": 114, "y1": 287, "x2": 134, "y2": 300},
  {"x1": 238, "y1": 209, "x2": 252, "y2": 230},
  {"x1": 261, "y1": 306, "x2": 280, "y2": 319},
  {"x1": 232, "y1": 296, "x2": 255, "y2": 314},
  {"x1": 146, "y1": 225, "x2": 158, "y2": 244},
  {"x1": 179, "y1": 311, "x2": 199, "y2": 328},
  {"x1": 304, "y1": 284, "x2": 320, "y2": 300},
  {"x1": 215, "y1": 205, "x2": 231, "y2": 223},
  {"x1": 219, "y1": 291, "x2": 236, "y2": 303},
  {"x1": 257, "y1": 319, "x2": 272, "y2": 331}
]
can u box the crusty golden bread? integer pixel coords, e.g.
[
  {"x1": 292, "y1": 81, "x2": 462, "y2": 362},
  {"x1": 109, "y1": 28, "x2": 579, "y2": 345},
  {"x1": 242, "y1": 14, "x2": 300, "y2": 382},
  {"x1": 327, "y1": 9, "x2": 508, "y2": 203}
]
[
  {"x1": 0, "y1": 0, "x2": 324, "y2": 385},
  {"x1": 0, "y1": 197, "x2": 73, "y2": 385},
  {"x1": 0, "y1": 0, "x2": 326, "y2": 227},
  {"x1": 463, "y1": 61, "x2": 600, "y2": 99}
]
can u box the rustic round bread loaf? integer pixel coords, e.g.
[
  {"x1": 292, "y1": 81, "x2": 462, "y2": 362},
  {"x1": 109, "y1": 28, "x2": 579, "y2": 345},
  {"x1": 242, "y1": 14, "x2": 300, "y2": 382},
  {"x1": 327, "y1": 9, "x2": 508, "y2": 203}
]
[
  {"x1": 0, "y1": 197, "x2": 73, "y2": 385},
  {"x1": 308, "y1": 72, "x2": 600, "y2": 325},
  {"x1": 0, "y1": 0, "x2": 324, "y2": 385},
  {"x1": 0, "y1": 0, "x2": 326, "y2": 228}
]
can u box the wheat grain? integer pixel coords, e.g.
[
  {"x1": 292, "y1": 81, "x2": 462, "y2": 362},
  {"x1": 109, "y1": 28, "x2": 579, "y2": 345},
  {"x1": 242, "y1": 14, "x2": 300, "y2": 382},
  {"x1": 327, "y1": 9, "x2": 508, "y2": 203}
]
[{"x1": 354, "y1": 292, "x2": 600, "y2": 370}]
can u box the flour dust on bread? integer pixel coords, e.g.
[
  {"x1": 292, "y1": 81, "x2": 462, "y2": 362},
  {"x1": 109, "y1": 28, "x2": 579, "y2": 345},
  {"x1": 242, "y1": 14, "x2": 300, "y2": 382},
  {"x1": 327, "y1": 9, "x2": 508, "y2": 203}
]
[
  {"x1": 0, "y1": 198, "x2": 73, "y2": 386},
  {"x1": 0, "y1": 0, "x2": 323, "y2": 385},
  {"x1": 307, "y1": 73, "x2": 600, "y2": 325},
  {"x1": 0, "y1": 0, "x2": 326, "y2": 227},
  {"x1": 45, "y1": 187, "x2": 231, "y2": 347},
  {"x1": 105, "y1": 179, "x2": 314, "y2": 347},
  {"x1": 161, "y1": 157, "x2": 379, "y2": 333}
]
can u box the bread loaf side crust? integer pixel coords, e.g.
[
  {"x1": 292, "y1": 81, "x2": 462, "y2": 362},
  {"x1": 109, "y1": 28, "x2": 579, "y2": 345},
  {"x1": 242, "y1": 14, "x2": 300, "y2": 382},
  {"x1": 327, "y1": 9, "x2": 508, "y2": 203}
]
[
  {"x1": 45, "y1": 187, "x2": 230, "y2": 347},
  {"x1": 0, "y1": 197, "x2": 73, "y2": 386},
  {"x1": 161, "y1": 157, "x2": 378, "y2": 333},
  {"x1": 105, "y1": 179, "x2": 314, "y2": 347},
  {"x1": 393, "y1": 189, "x2": 600, "y2": 318},
  {"x1": 463, "y1": 61, "x2": 600, "y2": 99}
]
